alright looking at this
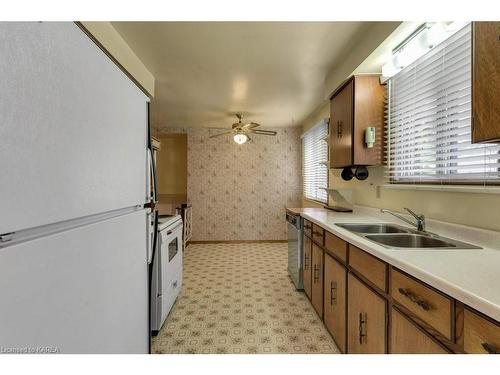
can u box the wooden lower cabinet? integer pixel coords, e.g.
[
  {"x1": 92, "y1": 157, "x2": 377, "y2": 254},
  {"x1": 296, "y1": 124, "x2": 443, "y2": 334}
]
[
  {"x1": 298, "y1": 227, "x2": 500, "y2": 355},
  {"x1": 347, "y1": 273, "x2": 387, "y2": 353},
  {"x1": 311, "y1": 243, "x2": 324, "y2": 318},
  {"x1": 463, "y1": 308, "x2": 500, "y2": 354},
  {"x1": 390, "y1": 308, "x2": 448, "y2": 354},
  {"x1": 323, "y1": 253, "x2": 347, "y2": 352},
  {"x1": 303, "y1": 234, "x2": 312, "y2": 300}
]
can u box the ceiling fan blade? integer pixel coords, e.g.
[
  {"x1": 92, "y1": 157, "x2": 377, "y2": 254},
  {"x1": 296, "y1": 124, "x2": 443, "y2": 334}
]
[
  {"x1": 209, "y1": 131, "x2": 233, "y2": 138},
  {"x1": 241, "y1": 122, "x2": 260, "y2": 130},
  {"x1": 250, "y1": 129, "x2": 277, "y2": 136}
]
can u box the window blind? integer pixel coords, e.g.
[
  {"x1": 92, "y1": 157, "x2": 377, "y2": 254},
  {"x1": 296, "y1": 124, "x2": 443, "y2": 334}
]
[
  {"x1": 386, "y1": 23, "x2": 500, "y2": 185},
  {"x1": 302, "y1": 119, "x2": 328, "y2": 203}
]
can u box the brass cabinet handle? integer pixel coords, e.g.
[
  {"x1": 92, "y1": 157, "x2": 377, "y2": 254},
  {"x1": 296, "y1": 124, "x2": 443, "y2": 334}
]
[
  {"x1": 313, "y1": 264, "x2": 319, "y2": 283},
  {"x1": 304, "y1": 254, "x2": 309, "y2": 270},
  {"x1": 398, "y1": 288, "x2": 431, "y2": 311},
  {"x1": 313, "y1": 231, "x2": 322, "y2": 237},
  {"x1": 359, "y1": 312, "x2": 367, "y2": 345},
  {"x1": 330, "y1": 281, "x2": 337, "y2": 305},
  {"x1": 482, "y1": 342, "x2": 498, "y2": 354},
  {"x1": 337, "y1": 120, "x2": 343, "y2": 138}
]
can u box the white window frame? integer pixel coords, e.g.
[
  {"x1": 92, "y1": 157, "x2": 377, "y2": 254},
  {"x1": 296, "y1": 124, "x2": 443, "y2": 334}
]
[{"x1": 302, "y1": 119, "x2": 329, "y2": 203}]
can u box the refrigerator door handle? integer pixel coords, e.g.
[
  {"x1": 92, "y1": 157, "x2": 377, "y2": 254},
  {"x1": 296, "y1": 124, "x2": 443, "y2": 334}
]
[
  {"x1": 146, "y1": 102, "x2": 158, "y2": 205},
  {"x1": 0, "y1": 232, "x2": 15, "y2": 242},
  {"x1": 149, "y1": 147, "x2": 158, "y2": 204},
  {"x1": 147, "y1": 209, "x2": 159, "y2": 354}
]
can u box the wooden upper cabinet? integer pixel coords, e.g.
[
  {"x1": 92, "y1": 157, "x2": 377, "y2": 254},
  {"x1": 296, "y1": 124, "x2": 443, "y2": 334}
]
[
  {"x1": 303, "y1": 234, "x2": 312, "y2": 300},
  {"x1": 324, "y1": 253, "x2": 347, "y2": 353},
  {"x1": 330, "y1": 80, "x2": 353, "y2": 168},
  {"x1": 472, "y1": 22, "x2": 500, "y2": 143},
  {"x1": 311, "y1": 243, "x2": 324, "y2": 318},
  {"x1": 347, "y1": 274, "x2": 387, "y2": 353},
  {"x1": 329, "y1": 75, "x2": 385, "y2": 168},
  {"x1": 390, "y1": 308, "x2": 449, "y2": 354}
]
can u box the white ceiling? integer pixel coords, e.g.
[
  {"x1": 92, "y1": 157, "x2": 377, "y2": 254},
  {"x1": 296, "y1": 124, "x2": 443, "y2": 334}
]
[{"x1": 112, "y1": 22, "x2": 377, "y2": 129}]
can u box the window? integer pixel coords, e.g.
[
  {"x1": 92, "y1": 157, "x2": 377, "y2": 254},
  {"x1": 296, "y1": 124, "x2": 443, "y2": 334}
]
[
  {"x1": 386, "y1": 23, "x2": 500, "y2": 185},
  {"x1": 302, "y1": 119, "x2": 328, "y2": 203}
]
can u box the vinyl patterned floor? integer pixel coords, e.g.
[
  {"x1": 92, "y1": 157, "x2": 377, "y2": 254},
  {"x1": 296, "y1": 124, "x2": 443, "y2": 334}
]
[{"x1": 151, "y1": 242, "x2": 340, "y2": 354}]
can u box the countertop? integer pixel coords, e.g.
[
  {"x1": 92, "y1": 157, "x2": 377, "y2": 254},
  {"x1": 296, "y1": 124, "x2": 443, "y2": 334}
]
[
  {"x1": 286, "y1": 207, "x2": 328, "y2": 216},
  {"x1": 291, "y1": 205, "x2": 500, "y2": 322}
]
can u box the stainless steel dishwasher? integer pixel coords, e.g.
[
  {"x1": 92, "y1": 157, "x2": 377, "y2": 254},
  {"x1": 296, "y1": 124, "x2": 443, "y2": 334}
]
[{"x1": 286, "y1": 212, "x2": 303, "y2": 290}]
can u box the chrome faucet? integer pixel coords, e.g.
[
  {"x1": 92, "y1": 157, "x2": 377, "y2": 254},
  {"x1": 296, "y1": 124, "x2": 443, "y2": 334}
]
[{"x1": 380, "y1": 208, "x2": 426, "y2": 232}]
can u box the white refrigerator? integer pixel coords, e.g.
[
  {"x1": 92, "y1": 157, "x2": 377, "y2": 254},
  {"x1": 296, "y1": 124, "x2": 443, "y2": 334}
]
[{"x1": 0, "y1": 22, "x2": 157, "y2": 353}]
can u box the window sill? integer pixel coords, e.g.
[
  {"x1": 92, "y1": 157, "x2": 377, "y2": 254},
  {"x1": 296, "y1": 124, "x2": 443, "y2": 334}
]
[
  {"x1": 382, "y1": 184, "x2": 500, "y2": 194},
  {"x1": 303, "y1": 197, "x2": 327, "y2": 205}
]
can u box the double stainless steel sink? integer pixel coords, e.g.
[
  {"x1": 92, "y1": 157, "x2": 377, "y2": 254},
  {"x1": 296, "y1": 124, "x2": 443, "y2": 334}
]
[{"x1": 335, "y1": 223, "x2": 481, "y2": 250}]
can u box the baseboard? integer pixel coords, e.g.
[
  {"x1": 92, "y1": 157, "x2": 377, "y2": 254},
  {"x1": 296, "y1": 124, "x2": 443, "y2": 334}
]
[{"x1": 188, "y1": 240, "x2": 287, "y2": 244}]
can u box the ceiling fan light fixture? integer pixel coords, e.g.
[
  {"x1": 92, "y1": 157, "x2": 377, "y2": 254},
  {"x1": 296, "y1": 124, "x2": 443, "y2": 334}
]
[{"x1": 233, "y1": 132, "x2": 248, "y2": 145}]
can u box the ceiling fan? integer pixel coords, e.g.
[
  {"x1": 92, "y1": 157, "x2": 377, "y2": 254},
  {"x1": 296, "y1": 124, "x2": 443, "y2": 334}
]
[{"x1": 209, "y1": 114, "x2": 277, "y2": 144}]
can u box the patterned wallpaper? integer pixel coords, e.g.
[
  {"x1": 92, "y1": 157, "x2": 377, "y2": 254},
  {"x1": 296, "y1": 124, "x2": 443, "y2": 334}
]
[{"x1": 156, "y1": 127, "x2": 302, "y2": 241}]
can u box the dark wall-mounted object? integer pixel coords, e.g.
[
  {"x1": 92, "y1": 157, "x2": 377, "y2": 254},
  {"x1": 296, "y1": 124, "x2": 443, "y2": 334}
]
[
  {"x1": 340, "y1": 166, "x2": 369, "y2": 181},
  {"x1": 341, "y1": 167, "x2": 354, "y2": 181},
  {"x1": 354, "y1": 166, "x2": 369, "y2": 180},
  {"x1": 472, "y1": 22, "x2": 500, "y2": 143},
  {"x1": 329, "y1": 75, "x2": 385, "y2": 168}
]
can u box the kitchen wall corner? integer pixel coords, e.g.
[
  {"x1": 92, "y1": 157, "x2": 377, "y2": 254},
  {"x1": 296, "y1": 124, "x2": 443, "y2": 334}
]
[{"x1": 157, "y1": 126, "x2": 303, "y2": 241}]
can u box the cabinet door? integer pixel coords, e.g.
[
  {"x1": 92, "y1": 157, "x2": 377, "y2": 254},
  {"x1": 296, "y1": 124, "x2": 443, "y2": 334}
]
[
  {"x1": 330, "y1": 80, "x2": 353, "y2": 168},
  {"x1": 463, "y1": 308, "x2": 500, "y2": 354},
  {"x1": 303, "y1": 234, "x2": 312, "y2": 300},
  {"x1": 324, "y1": 253, "x2": 347, "y2": 352},
  {"x1": 472, "y1": 22, "x2": 500, "y2": 143},
  {"x1": 311, "y1": 243, "x2": 324, "y2": 318},
  {"x1": 347, "y1": 274, "x2": 387, "y2": 353},
  {"x1": 391, "y1": 308, "x2": 448, "y2": 354}
]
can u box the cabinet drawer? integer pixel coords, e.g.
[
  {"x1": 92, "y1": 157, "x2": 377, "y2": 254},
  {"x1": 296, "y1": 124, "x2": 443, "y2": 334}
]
[
  {"x1": 463, "y1": 308, "x2": 500, "y2": 354},
  {"x1": 324, "y1": 231, "x2": 347, "y2": 262},
  {"x1": 391, "y1": 269, "x2": 453, "y2": 340},
  {"x1": 312, "y1": 224, "x2": 324, "y2": 245},
  {"x1": 303, "y1": 219, "x2": 312, "y2": 237},
  {"x1": 390, "y1": 308, "x2": 449, "y2": 354},
  {"x1": 348, "y1": 245, "x2": 386, "y2": 292}
]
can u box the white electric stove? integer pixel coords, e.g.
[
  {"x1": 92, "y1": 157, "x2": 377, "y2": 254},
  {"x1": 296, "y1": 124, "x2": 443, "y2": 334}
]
[{"x1": 151, "y1": 214, "x2": 183, "y2": 334}]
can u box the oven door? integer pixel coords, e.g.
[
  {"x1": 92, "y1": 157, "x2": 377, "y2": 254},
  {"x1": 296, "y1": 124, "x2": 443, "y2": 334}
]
[{"x1": 158, "y1": 222, "x2": 183, "y2": 327}]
